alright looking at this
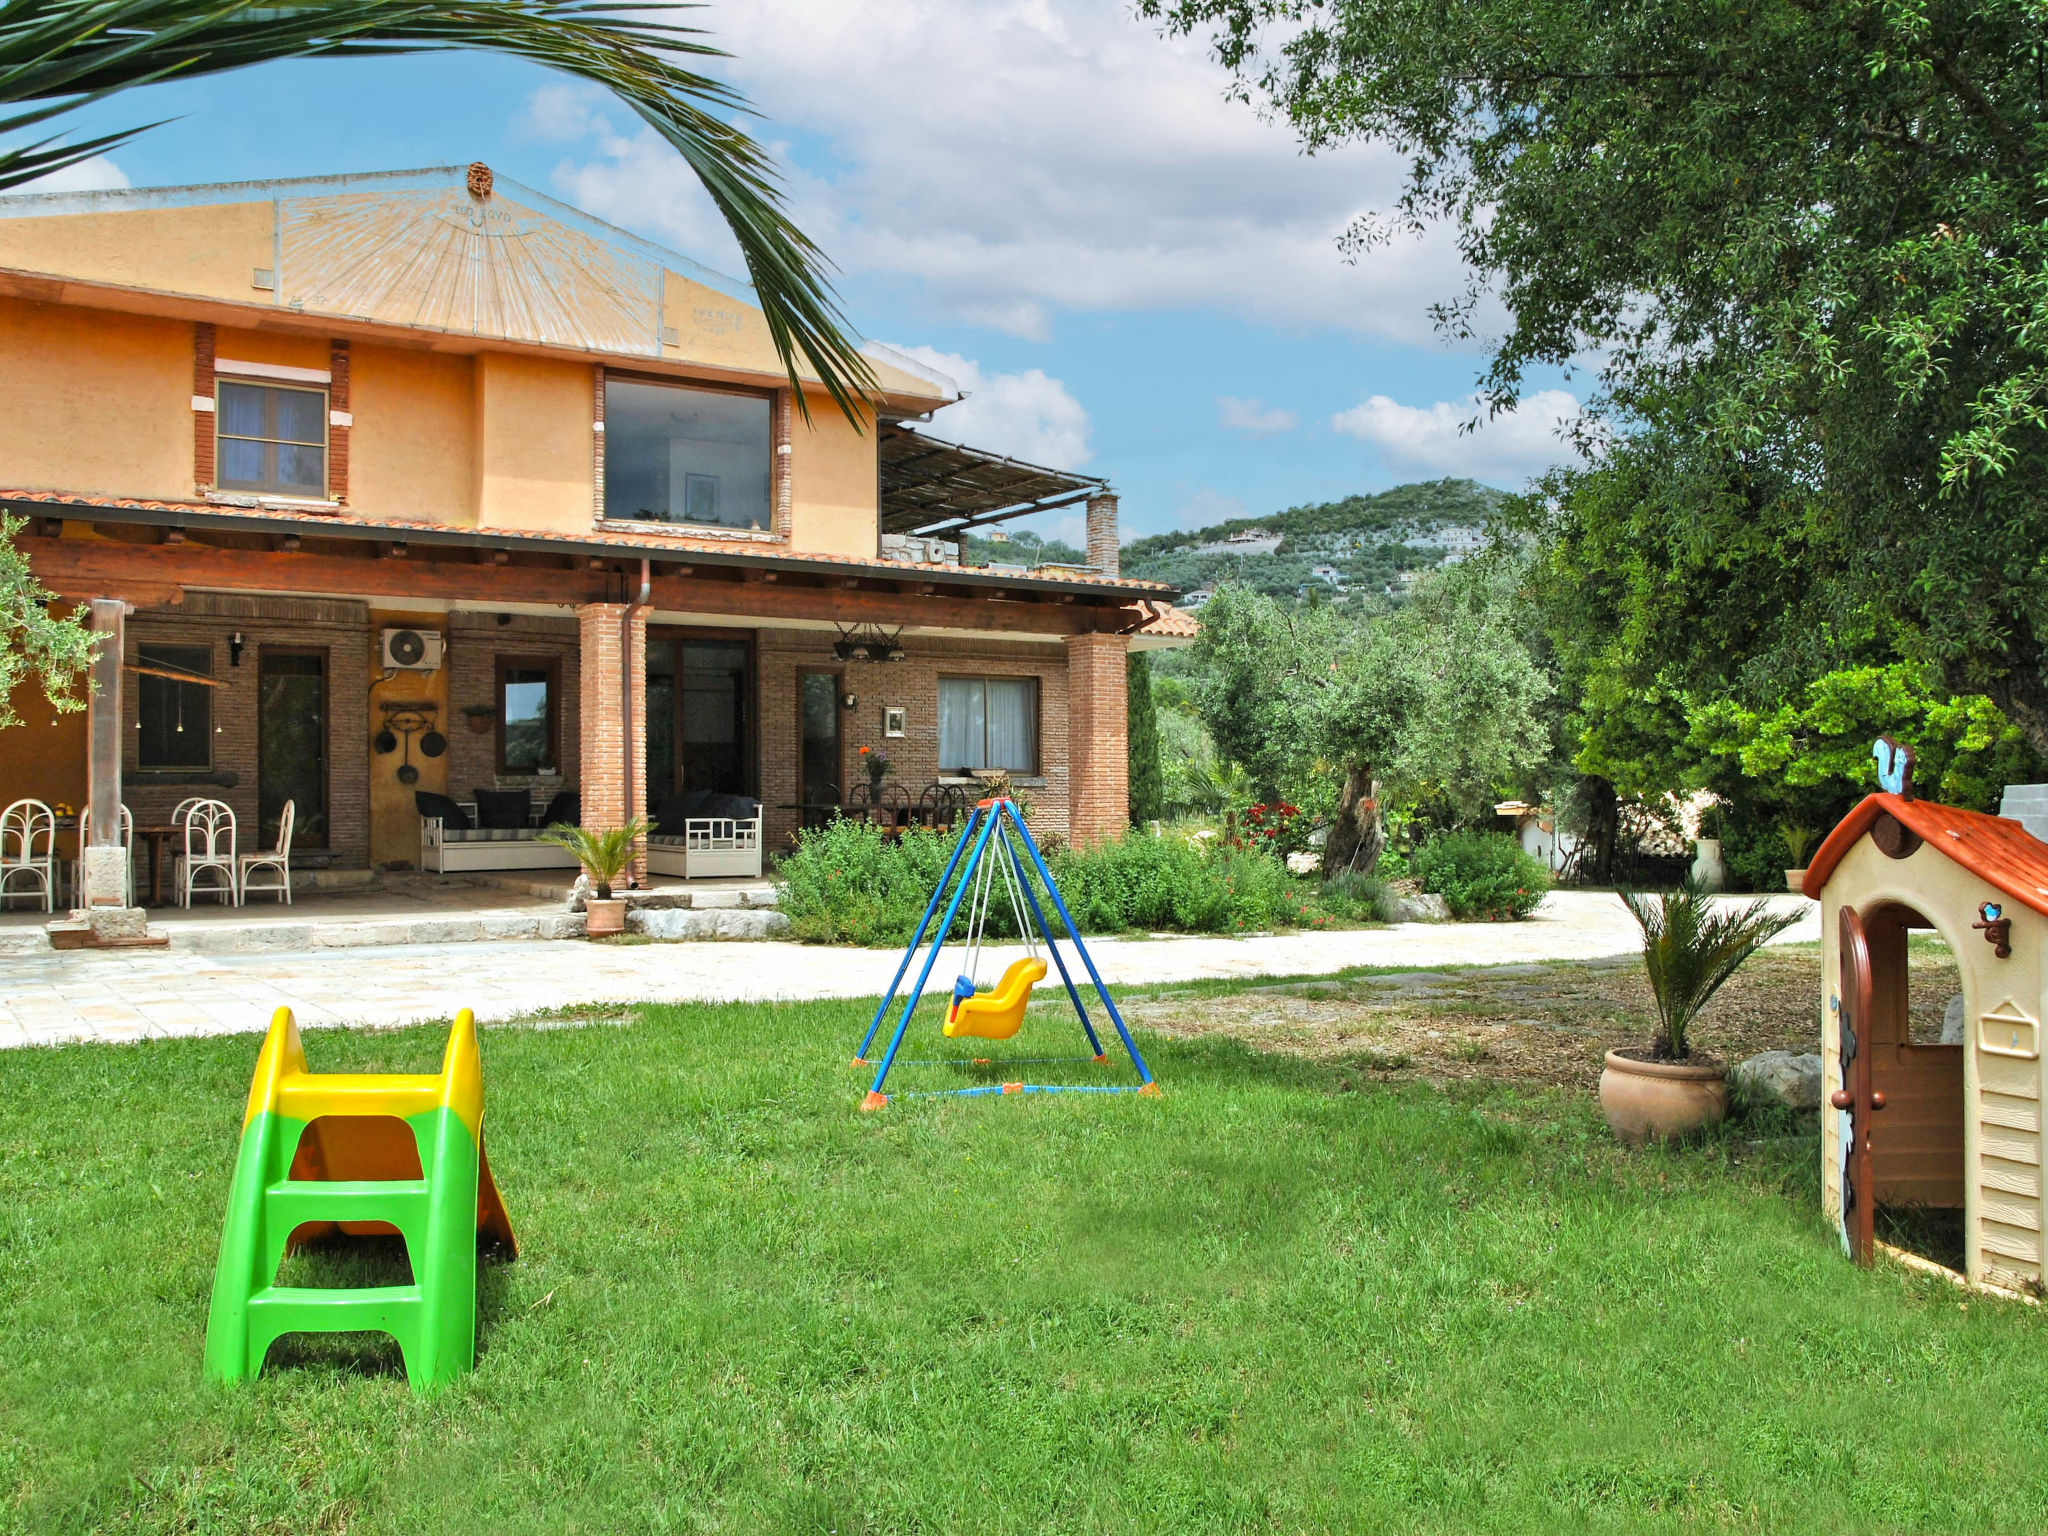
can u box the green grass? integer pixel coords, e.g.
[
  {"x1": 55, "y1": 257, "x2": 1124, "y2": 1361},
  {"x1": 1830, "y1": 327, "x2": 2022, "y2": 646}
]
[{"x1": 3, "y1": 993, "x2": 2045, "y2": 1533}]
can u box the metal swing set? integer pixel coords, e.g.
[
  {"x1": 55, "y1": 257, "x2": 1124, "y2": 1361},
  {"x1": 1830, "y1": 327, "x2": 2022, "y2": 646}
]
[{"x1": 851, "y1": 797, "x2": 1157, "y2": 1109}]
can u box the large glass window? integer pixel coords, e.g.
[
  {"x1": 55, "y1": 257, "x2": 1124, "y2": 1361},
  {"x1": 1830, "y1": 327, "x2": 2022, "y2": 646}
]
[
  {"x1": 939, "y1": 676, "x2": 1038, "y2": 774},
  {"x1": 137, "y1": 643, "x2": 213, "y2": 770},
  {"x1": 497, "y1": 658, "x2": 558, "y2": 773},
  {"x1": 217, "y1": 380, "x2": 327, "y2": 496},
  {"x1": 604, "y1": 376, "x2": 772, "y2": 530}
]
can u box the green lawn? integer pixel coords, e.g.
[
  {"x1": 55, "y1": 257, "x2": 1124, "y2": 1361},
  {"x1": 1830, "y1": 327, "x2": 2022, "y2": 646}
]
[{"x1": 3, "y1": 987, "x2": 2045, "y2": 1533}]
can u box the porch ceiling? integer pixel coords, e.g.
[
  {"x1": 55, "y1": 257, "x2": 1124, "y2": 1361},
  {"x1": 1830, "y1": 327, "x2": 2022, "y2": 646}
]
[
  {"x1": 6, "y1": 492, "x2": 1180, "y2": 637},
  {"x1": 877, "y1": 426, "x2": 1106, "y2": 537}
]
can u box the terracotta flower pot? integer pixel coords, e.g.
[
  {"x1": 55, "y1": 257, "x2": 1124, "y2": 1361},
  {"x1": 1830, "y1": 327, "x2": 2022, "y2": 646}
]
[
  {"x1": 584, "y1": 897, "x2": 627, "y2": 938},
  {"x1": 1599, "y1": 1047, "x2": 1728, "y2": 1146},
  {"x1": 1785, "y1": 867, "x2": 1808, "y2": 893}
]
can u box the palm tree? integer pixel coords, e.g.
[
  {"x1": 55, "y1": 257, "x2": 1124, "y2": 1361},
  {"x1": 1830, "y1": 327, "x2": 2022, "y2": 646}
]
[{"x1": 0, "y1": 0, "x2": 874, "y2": 420}]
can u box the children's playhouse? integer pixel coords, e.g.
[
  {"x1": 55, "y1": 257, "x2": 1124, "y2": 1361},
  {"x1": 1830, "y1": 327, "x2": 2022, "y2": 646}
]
[{"x1": 1805, "y1": 764, "x2": 2048, "y2": 1291}]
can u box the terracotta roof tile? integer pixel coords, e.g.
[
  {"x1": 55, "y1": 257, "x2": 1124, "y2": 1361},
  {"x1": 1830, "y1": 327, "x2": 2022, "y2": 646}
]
[
  {"x1": 1, "y1": 488, "x2": 1175, "y2": 595},
  {"x1": 1803, "y1": 792, "x2": 2048, "y2": 917},
  {"x1": 1131, "y1": 601, "x2": 1199, "y2": 638}
]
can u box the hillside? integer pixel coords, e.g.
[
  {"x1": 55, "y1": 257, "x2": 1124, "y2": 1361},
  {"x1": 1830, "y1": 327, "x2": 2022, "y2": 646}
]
[{"x1": 1120, "y1": 478, "x2": 1505, "y2": 600}]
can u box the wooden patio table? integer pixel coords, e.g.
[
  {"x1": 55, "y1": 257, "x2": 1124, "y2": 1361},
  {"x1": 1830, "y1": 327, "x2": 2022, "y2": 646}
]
[{"x1": 136, "y1": 824, "x2": 183, "y2": 906}]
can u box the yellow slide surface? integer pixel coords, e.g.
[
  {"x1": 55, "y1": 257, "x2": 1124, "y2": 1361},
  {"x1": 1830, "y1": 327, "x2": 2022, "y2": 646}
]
[{"x1": 943, "y1": 957, "x2": 1048, "y2": 1040}]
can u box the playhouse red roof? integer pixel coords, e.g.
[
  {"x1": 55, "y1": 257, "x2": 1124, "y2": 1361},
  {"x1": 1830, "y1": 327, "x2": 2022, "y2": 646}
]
[{"x1": 1802, "y1": 793, "x2": 2048, "y2": 917}]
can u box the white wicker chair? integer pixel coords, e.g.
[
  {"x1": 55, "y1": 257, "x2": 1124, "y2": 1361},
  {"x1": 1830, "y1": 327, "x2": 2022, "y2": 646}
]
[
  {"x1": 73, "y1": 805, "x2": 135, "y2": 907},
  {"x1": 237, "y1": 800, "x2": 294, "y2": 904},
  {"x1": 0, "y1": 798, "x2": 57, "y2": 913},
  {"x1": 175, "y1": 799, "x2": 239, "y2": 906}
]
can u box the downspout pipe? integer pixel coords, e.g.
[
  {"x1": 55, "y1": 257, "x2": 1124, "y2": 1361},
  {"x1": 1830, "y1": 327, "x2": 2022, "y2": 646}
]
[{"x1": 621, "y1": 557, "x2": 651, "y2": 887}]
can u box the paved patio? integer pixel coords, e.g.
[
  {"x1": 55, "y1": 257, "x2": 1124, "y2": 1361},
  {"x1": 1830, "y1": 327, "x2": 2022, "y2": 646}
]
[{"x1": 0, "y1": 891, "x2": 1820, "y2": 1048}]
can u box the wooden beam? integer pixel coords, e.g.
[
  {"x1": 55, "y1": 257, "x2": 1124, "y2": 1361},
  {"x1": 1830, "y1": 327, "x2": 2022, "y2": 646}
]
[{"x1": 23, "y1": 535, "x2": 1125, "y2": 635}]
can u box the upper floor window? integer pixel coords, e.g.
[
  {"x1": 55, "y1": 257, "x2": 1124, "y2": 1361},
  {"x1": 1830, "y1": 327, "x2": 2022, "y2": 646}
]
[
  {"x1": 605, "y1": 376, "x2": 772, "y2": 531},
  {"x1": 137, "y1": 643, "x2": 213, "y2": 770},
  {"x1": 217, "y1": 380, "x2": 327, "y2": 497}
]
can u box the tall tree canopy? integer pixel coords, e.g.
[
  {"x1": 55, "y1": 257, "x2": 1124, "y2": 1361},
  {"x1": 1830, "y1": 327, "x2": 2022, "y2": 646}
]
[
  {"x1": 1150, "y1": 0, "x2": 2048, "y2": 750},
  {"x1": 1190, "y1": 564, "x2": 1552, "y2": 874}
]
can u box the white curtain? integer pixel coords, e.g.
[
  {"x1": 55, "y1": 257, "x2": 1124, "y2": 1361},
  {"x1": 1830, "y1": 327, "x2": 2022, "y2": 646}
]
[
  {"x1": 939, "y1": 678, "x2": 983, "y2": 771},
  {"x1": 985, "y1": 678, "x2": 1035, "y2": 770}
]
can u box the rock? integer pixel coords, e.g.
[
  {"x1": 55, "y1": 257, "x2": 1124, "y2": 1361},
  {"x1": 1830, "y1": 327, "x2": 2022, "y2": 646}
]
[
  {"x1": 1286, "y1": 851, "x2": 1320, "y2": 877},
  {"x1": 1732, "y1": 1050, "x2": 1823, "y2": 1111},
  {"x1": 565, "y1": 873, "x2": 593, "y2": 913},
  {"x1": 1942, "y1": 993, "x2": 1966, "y2": 1045},
  {"x1": 1394, "y1": 893, "x2": 1450, "y2": 923}
]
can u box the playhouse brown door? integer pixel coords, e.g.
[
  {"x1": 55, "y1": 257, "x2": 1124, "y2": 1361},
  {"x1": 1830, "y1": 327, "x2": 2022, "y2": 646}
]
[{"x1": 1835, "y1": 905, "x2": 1882, "y2": 1265}]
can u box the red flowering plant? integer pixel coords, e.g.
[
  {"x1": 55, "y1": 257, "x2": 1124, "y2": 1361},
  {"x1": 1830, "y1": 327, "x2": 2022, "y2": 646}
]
[{"x1": 1234, "y1": 800, "x2": 1313, "y2": 856}]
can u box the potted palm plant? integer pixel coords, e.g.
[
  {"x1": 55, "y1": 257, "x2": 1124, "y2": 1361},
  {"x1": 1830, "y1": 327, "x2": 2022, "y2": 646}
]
[
  {"x1": 1601, "y1": 877, "x2": 1801, "y2": 1144},
  {"x1": 538, "y1": 819, "x2": 647, "y2": 938}
]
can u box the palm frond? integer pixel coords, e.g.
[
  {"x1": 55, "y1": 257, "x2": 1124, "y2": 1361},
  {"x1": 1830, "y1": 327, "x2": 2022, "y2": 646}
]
[
  {"x1": 539, "y1": 816, "x2": 647, "y2": 895},
  {"x1": 1620, "y1": 876, "x2": 1801, "y2": 1058},
  {"x1": 0, "y1": 0, "x2": 876, "y2": 422}
]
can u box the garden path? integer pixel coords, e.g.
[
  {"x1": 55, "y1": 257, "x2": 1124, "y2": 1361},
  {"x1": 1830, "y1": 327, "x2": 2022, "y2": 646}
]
[{"x1": 0, "y1": 890, "x2": 1819, "y2": 1049}]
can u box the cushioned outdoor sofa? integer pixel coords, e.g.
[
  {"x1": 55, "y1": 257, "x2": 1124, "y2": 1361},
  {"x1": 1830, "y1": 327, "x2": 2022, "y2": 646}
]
[
  {"x1": 646, "y1": 790, "x2": 763, "y2": 880},
  {"x1": 417, "y1": 788, "x2": 582, "y2": 874}
]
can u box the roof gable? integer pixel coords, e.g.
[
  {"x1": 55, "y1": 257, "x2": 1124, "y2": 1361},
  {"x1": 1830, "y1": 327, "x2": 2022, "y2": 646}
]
[{"x1": 1803, "y1": 792, "x2": 2048, "y2": 917}]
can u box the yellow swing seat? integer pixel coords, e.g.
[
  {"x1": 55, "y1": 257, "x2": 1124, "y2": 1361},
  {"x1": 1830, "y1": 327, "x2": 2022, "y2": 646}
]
[{"x1": 943, "y1": 956, "x2": 1048, "y2": 1040}]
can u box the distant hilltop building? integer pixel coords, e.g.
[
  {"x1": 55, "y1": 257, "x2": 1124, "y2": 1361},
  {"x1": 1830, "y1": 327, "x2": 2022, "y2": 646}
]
[
  {"x1": 1310, "y1": 565, "x2": 1344, "y2": 586},
  {"x1": 1195, "y1": 531, "x2": 1284, "y2": 556},
  {"x1": 1182, "y1": 586, "x2": 1216, "y2": 610}
]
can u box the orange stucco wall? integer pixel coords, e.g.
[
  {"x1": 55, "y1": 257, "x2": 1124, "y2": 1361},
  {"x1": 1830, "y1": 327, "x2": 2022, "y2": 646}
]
[
  {"x1": 0, "y1": 679, "x2": 88, "y2": 821},
  {"x1": 473, "y1": 353, "x2": 594, "y2": 533},
  {"x1": 789, "y1": 388, "x2": 882, "y2": 558},
  {"x1": 352, "y1": 346, "x2": 476, "y2": 525},
  {"x1": 0, "y1": 297, "x2": 190, "y2": 499},
  {"x1": 0, "y1": 202, "x2": 274, "y2": 304},
  {"x1": 213, "y1": 325, "x2": 329, "y2": 373}
]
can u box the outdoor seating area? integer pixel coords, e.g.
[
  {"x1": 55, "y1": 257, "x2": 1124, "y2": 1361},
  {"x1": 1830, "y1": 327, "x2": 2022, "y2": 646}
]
[
  {"x1": 0, "y1": 795, "x2": 296, "y2": 911},
  {"x1": 793, "y1": 780, "x2": 974, "y2": 834}
]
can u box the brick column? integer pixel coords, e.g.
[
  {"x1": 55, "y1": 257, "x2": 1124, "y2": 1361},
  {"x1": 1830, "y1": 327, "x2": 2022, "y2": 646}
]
[
  {"x1": 192, "y1": 322, "x2": 217, "y2": 491},
  {"x1": 327, "y1": 340, "x2": 351, "y2": 502},
  {"x1": 577, "y1": 603, "x2": 648, "y2": 880},
  {"x1": 1086, "y1": 492, "x2": 1120, "y2": 578},
  {"x1": 1064, "y1": 630, "x2": 1128, "y2": 847}
]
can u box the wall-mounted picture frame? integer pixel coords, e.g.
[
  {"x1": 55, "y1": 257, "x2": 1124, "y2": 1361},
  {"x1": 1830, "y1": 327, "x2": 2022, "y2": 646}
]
[
  {"x1": 683, "y1": 472, "x2": 721, "y2": 523},
  {"x1": 883, "y1": 706, "x2": 907, "y2": 738}
]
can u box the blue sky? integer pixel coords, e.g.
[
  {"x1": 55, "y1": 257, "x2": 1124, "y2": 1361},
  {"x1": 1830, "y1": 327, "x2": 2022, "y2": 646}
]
[{"x1": 23, "y1": 3, "x2": 1584, "y2": 545}]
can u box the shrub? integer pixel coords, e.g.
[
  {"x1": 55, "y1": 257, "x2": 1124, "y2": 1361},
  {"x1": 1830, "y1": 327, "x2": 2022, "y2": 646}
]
[
  {"x1": 774, "y1": 818, "x2": 1310, "y2": 944},
  {"x1": 1411, "y1": 831, "x2": 1551, "y2": 920},
  {"x1": 772, "y1": 817, "x2": 957, "y2": 945},
  {"x1": 1318, "y1": 869, "x2": 1401, "y2": 924},
  {"x1": 1236, "y1": 800, "x2": 1313, "y2": 856}
]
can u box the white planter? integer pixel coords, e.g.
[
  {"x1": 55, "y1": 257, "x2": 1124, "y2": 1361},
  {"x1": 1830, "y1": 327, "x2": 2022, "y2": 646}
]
[{"x1": 1690, "y1": 838, "x2": 1727, "y2": 892}]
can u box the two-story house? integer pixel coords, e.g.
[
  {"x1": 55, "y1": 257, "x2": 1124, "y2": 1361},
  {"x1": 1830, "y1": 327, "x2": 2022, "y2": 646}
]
[{"x1": 0, "y1": 165, "x2": 1188, "y2": 882}]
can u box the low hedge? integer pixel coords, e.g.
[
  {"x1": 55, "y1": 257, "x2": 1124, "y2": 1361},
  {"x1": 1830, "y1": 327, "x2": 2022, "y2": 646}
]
[{"x1": 774, "y1": 819, "x2": 1310, "y2": 945}]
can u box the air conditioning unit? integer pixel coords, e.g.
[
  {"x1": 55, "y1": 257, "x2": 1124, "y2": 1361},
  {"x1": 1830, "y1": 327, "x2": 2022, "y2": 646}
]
[{"x1": 380, "y1": 627, "x2": 445, "y2": 672}]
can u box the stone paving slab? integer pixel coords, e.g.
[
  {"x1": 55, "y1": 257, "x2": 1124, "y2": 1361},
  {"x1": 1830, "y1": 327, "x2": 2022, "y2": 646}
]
[{"x1": 0, "y1": 891, "x2": 1819, "y2": 1049}]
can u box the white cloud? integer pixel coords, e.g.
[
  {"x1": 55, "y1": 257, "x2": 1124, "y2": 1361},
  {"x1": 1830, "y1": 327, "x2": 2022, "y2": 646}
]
[
  {"x1": 1330, "y1": 389, "x2": 1582, "y2": 485},
  {"x1": 517, "y1": 2, "x2": 1481, "y2": 343},
  {"x1": 1217, "y1": 396, "x2": 1298, "y2": 436},
  {"x1": 2, "y1": 155, "x2": 129, "y2": 195},
  {"x1": 886, "y1": 343, "x2": 1091, "y2": 469}
]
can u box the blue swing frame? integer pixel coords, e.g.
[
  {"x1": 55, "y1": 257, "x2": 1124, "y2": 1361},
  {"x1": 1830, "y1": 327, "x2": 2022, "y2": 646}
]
[{"x1": 851, "y1": 798, "x2": 1156, "y2": 1108}]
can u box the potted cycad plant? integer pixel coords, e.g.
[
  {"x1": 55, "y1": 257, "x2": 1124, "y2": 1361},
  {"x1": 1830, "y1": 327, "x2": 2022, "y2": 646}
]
[
  {"x1": 1601, "y1": 877, "x2": 1801, "y2": 1144},
  {"x1": 1780, "y1": 822, "x2": 1819, "y2": 892},
  {"x1": 539, "y1": 818, "x2": 647, "y2": 938}
]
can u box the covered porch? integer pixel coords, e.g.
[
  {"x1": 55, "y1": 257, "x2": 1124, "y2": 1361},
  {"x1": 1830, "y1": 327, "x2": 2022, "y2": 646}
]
[{"x1": 4, "y1": 485, "x2": 1167, "y2": 918}]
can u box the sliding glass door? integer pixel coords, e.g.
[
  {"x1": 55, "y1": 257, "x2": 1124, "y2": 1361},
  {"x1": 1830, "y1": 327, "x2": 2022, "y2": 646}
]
[{"x1": 645, "y1": 634, "x2": 753, "y2": 809}]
